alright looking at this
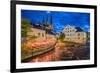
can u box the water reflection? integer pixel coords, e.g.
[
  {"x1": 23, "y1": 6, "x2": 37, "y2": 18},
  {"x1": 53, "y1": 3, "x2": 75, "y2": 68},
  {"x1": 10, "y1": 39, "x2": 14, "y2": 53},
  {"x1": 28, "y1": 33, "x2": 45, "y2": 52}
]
[{"x1": 29, "y1": 45, "x2": 90, "y2": 62}]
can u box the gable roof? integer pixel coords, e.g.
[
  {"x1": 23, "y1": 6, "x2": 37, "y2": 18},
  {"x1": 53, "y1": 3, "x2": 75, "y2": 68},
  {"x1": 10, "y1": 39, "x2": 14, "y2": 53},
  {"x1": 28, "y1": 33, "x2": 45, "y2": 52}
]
[
  {"x1": 32, "y1": 24, "x2": 55, "y2": 35},
  {"x1": 75, "y1": 27, "x2": 83, "y2": 32}
]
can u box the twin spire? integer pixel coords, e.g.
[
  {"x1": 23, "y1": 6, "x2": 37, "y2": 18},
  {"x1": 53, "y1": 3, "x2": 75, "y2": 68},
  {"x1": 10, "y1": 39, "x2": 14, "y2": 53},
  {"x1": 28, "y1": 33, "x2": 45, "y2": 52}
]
[
  {"x1": 42, "y1": 15, "x2": 53, "y2": 26},
  {"x1": 35, "y1": 15, "x2": 53, "y2": 32}
]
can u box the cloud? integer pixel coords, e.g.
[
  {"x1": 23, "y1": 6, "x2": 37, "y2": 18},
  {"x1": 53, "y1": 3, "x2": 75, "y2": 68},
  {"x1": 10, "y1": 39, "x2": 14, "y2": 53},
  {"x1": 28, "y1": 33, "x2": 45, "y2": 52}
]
[{"x1": 84, "y1": 25, "x2": 89, "y2": 28}]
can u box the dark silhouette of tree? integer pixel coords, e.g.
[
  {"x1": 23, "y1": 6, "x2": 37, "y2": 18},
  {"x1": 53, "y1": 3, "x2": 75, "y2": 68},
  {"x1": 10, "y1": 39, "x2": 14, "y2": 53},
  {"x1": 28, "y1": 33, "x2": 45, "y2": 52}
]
[
  {"x1": 21, "y1": 19, "x2": 33, "y2": 37},
  {"x1": 59, "y1": 33, "x2": 65, "y2": 41}
]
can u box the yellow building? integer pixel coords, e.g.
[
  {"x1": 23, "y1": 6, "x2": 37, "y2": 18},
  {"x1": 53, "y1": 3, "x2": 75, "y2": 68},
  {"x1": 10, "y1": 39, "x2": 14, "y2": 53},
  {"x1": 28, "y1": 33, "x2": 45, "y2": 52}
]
[
  {"x1": 63, "y1": 25, "x2": 87, "y2": 44},
  {"x1": 27, "y1": 27, "x2": 46, "y2": 39}
]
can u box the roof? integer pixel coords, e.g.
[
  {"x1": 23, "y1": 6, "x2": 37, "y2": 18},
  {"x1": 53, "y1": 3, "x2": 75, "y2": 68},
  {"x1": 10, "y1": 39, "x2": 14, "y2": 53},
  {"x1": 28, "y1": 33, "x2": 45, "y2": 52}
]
[
  {"x1": 33, "y1": 24, "x2": 43, "y2": 30},
  {"x1": 33, "y1": 24, "x2": 55, "y2": 35},
  {"x1": 75, "y1": 27, "x2": 83, "y2": 32},
  {"x1": 47, "y1": 31, "x2": 55, "y2": 35}
]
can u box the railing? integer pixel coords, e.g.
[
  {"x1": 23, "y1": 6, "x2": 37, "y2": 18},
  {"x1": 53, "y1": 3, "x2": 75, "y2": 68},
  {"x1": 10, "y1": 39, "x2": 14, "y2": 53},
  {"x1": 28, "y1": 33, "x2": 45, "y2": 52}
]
[{"x1": 21, "y1": 46, "x2": 55, "y2": 62}]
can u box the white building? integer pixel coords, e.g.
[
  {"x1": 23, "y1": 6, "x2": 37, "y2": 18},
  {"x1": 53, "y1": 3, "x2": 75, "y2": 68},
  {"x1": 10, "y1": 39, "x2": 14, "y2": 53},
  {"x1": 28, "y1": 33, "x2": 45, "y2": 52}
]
[{"x1": 63, "y1": 25, "x2": 87, "y2": 44}]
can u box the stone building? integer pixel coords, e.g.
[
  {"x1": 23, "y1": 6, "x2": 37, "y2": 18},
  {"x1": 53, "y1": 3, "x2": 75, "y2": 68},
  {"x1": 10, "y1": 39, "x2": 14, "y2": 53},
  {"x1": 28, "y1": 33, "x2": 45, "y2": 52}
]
[
  {"x1": 27, "y1": 27, "x2": 46, "y2": 39},
  {"x1": 27, "y1": 15, "x2": 55, "y2": 40},
  {"x1": 63, "y1": 25, "x2": 87, "y2": 44}
]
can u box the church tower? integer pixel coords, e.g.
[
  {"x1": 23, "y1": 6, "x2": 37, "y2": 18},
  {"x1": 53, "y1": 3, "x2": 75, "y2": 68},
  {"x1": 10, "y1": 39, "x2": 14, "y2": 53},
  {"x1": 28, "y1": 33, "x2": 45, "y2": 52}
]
[
  {"x1": 46, "y1": 15, "x2": 49, "y2": 26},
  {"x1": 45, "y1": 14, "x2": 53, "y2": 33},
  {"x1": 41, "y1": 17, "x2": 45, "y2": 30},
  {"x1": 49, "y1": 15, "x2": 53, "y2": 31}
]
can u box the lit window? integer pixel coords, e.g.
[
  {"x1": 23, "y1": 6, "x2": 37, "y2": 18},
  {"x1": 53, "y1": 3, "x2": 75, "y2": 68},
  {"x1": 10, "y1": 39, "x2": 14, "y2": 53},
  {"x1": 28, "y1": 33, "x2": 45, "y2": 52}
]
[{"x1": 78, "y1": 33, "x2": 80, "y2": 36}]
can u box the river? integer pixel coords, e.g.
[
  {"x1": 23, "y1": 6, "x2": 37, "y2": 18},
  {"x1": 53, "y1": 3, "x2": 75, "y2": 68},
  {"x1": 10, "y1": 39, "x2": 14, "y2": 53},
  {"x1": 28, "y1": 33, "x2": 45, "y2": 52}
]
[{"x1": 29, "y1": 45, "x2": 90, "y2": 63}]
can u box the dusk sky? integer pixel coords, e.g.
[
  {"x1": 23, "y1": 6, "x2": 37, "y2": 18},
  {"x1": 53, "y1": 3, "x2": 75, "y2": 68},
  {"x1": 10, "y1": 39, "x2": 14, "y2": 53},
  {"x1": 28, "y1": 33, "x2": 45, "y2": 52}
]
[{"x1": 21, "y1": 10, "x2": 90, "y2": 33}]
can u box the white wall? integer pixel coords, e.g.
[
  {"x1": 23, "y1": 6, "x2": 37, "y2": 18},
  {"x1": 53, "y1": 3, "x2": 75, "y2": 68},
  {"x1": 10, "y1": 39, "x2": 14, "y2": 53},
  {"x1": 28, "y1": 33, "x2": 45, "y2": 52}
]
[{"x1": 0, "y1": 0, "x2": 99, "y2": 73}]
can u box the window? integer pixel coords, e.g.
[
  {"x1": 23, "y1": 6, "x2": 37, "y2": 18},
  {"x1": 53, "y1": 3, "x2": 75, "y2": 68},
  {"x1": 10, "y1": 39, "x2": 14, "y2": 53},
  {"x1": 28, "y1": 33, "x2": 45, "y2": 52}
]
[
  {"x1": 67, "y1": 28, "x2": 69, "y2": 30},
  {"x1": 78, "y1": 33, "x2": 80, "y2": 36},
  {"x1": 78, "y1": 37, "x2": 80, "y2": 39},
  {"x1": 42, "y1": 33, "x2": 44, "y2": 37},
  {"x1": 38, "y1": 33, "x2": 40, "y2": 36}
]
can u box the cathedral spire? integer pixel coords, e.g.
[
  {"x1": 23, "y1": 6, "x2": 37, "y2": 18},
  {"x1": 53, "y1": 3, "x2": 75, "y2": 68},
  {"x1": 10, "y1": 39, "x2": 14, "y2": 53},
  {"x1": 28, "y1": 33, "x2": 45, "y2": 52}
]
[
  {"x1": 49, "y1": 15, "x2": 53, "y2": 31},
  {"x1": 50, "y1": 15, "x2": 52, "y2": 25},
  {"x1": 41, "y1": 17, "x2": 45, "y2": 29},
  {"x1": 46, "y1": 15, "x2": 48, "y2": 26}
]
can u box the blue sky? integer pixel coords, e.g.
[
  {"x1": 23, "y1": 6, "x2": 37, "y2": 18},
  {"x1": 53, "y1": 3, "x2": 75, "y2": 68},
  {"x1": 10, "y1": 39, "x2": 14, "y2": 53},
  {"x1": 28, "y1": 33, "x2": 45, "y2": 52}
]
[{"x1": 21, "y1": 10, "x2": 90, "y2": 33}]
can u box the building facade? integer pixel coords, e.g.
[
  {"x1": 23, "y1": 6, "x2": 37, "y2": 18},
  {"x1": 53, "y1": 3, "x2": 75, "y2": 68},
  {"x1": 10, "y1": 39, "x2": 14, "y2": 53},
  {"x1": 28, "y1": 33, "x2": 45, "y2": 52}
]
[
  {"x1": 63, "y1": 25, "x2": 87, "y2": 44},
  {"x1": 27, "y1": 15, "x2": 55, "y2": 40},
  {"x1": 27, "y1": 27, "x2": 46, "y2": 39}
]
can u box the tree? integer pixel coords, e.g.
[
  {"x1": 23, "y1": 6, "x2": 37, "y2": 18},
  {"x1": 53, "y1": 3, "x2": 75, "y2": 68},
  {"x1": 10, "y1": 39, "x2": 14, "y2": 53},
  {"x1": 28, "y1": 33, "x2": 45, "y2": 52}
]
[
  {"x1": 21, "y1": 19, "x2": 33, "y2": 37},
  {"x1": 86, "y1": 32, "x2": 90, "y2": 41},
  {"x1": 59, "y1": 33, "x2": 65, "y2": 41}
]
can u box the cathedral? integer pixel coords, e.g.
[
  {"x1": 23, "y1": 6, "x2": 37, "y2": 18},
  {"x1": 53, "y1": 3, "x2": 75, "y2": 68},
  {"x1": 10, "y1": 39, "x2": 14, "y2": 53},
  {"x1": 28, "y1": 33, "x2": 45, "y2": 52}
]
[{"x1": 27, "y1": 15, "x2": 55, "y2": 40}]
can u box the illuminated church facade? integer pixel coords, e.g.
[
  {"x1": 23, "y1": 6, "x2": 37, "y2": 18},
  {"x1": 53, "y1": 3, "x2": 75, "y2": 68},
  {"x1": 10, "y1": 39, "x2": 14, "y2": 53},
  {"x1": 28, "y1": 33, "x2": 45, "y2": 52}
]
[{"x1": 27, "y1": 15, "x2": 55, "y2": 40}]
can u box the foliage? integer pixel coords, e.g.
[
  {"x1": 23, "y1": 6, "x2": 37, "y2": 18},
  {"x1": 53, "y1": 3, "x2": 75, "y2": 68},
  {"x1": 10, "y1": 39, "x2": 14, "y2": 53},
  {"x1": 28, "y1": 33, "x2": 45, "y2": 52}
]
[
  {"x1": 87, "y1": 34, "x2": 90, "y2": 41},
  {"x1": 59, "y1": 33, "x2": 65, "y2": 41},
  {"x1": 28, "y1": 35, "x2": 38, "y2": 40},
  {"x1": 21, "y1": 19, "x2": 33, "y2": 37}
]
